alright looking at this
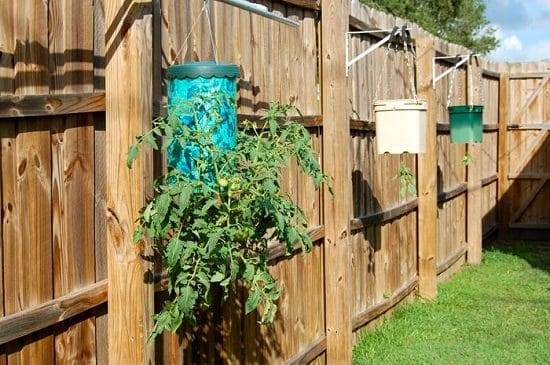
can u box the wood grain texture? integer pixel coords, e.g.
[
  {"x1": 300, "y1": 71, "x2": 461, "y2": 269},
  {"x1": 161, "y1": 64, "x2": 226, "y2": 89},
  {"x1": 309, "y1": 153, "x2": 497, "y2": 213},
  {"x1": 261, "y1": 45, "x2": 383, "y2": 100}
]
[
  {"x1": 0, "y1": 93, "x2": 105, "y2": 118},
  {"x1": 7, "y1": 119, "x2": 55, "y2": 365},
  {"x1": 498, "y1": 73, "x2": 510, "y2": 237},
  {"x1": 104, "y1": 0, "x2": 154, "y2": 363},
  {"x1": 466, "y1": 61, "x2": 483, "y2": 265},
  {"x1": 321, "y1": 0, "x2": 352, "y2": 362},
  {"x1": 416, "y1": 36, "x2": 437, "y2": 299},
  {"x1": 0, "y1": 280, "x2": 107, "y2": 346},
  {"x1": 49, "y1": 0, "x2": 98, "y2": 361}
]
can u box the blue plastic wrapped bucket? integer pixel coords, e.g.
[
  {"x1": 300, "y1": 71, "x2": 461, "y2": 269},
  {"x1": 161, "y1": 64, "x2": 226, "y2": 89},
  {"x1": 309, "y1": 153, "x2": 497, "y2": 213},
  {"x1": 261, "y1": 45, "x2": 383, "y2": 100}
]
[{"x1": 166, "y1": 61, "x2": 240, "y2": 179}]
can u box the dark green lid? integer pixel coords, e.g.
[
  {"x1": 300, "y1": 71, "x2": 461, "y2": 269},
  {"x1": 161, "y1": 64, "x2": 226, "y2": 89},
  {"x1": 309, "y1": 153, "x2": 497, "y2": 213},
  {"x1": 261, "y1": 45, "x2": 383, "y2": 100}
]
[
  {"x1": 448, "y1": 105, "x2": 484, "y2": 114},
  {"x1": 167, "y1": 61, "x2": 240, "y2": 79}
]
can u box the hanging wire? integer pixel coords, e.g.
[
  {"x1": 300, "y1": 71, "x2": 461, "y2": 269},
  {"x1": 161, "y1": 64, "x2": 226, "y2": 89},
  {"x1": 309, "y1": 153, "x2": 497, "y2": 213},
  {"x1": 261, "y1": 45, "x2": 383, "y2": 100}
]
[
  {"x1": 447, "y1": 61, "x2": 457, "y2": 108},
  {"x1": 468, "y1": 58, "x2": 473, "y2": 107},
  {"x1": 204, "y1": 1, "x2": 218, "y2": 62},
  {"x1": 171, "y1": 0, "x2": 218, "y2": 66},
  {"x1": 374, "y1": 42, "x2": 390, "y2": 102},
  {"x1": 403, "y1": 35, "x2": 417, "y2": 100}
]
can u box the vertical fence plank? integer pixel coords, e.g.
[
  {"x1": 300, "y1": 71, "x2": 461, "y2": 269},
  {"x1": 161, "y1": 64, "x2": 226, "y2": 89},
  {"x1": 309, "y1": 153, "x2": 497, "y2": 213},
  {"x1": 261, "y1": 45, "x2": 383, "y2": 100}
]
[
  {"x1": 498, "y1": 74, "x2": 510, "y2": 238},
  {"x1": 5, "y1": 1, "x2": 54, "y2": 364},
  {"x1": 48, "y1": 0, "x2": 98, "y2": 362},
  {"x1": 466, "y1": 60, "x2": 483, "y2": 264},
  {"x1": 104, "y1": 0, "x2": 154, "y2": 363},
  {"x1": 0, "y1": 1, "x2": 14, "y2": 364},
  {"x1": 416, "y1": 36, "x2": 437, "y2": 299},
  {"x1": 321, "y1": 0, "x2": 352, "y2": 362}
]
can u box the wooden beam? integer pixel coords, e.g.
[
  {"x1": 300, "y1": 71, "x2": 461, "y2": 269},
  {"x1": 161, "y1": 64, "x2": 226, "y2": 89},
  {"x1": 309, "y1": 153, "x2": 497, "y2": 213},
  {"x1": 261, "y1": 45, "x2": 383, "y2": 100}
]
[
  {"x1": 510, "y1": 77, "x2": 549, "y2": 124},
  {"x1": 278, "y1": 0, "x2": 320, "y2": 10},
  {"x1": 509, "y1": 72, "x2": 550, "y2": 79},
  {"x1": 437, "y1": 246, "x2": 467, "y2": 275},
  {"x1": 0, "y1": 92, "x2": 105, "y2": 118},
  {"x1": 104, "y1": 0, "x2": 154, "y2": 364},
  {"x1": 481, "y1": 69, "x2": 500, "y2": 79},
  {"x1": 509, "y1": 223, "x2": 550, "y2": 230},
  {"x1": 509, "y1": 179, "x2": 548, "y2": 224},
  {"x1": 416, "y1": 36, "x2": 438, "y2": 299},
  {"x1": 0, "y1": 280, "x2": 107, "y2": 346},
  {"x1": 352, "y1": 277, "x2": 418, "y2": 330},
  {"x1": 349, "y1": 199, "x2": 418, "y2": 231},
  {"x1": 437, "y1": 183, "x2": 467, "y2": 203},
  {"x1": 267, "y1": 225, "x2": 325, "y2": 261},
  {"x1": 481, "y1": 174, "x2": 498, "y2": 187},
  {"x1": 466, "y1": 59, "x2": 483, "y2": 265},
  {"x1": 285, "y1": 336, "x2": 326, "y2": 365},
  {"x1": 237, "y1": 114, "x2": 323, "y2": 128},
  {"x1": 321, "y1": 0, "x2": 353, "y2": 362},
  {"x1": 349, "y1": 118, "x2": 375, "y2": 131},
  {"x1": 508, "y1": 123, "x2": 550, "y2": 131},
  {"x1": 508, "y1": 173, "x2": 550, "y2": 180},
  {"x1": 498, "y1": 73, "x2": 510, "y2": 238},
  {"x1": 436, "y1": 123, "x2": 498, "y2": 132},
  {"x1": 510, "y1": 131, "x2": 550, "y2": 176}
]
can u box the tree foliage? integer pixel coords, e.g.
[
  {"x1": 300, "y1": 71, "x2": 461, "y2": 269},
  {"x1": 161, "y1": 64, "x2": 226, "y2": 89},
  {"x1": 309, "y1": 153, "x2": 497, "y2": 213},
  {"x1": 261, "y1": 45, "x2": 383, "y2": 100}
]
[
  {"x1": 361, "y1": 0, "x2": 498, "y2": 54},
  {"x1": 128, "y1": 92, "x2": 329, "y2": 339}
]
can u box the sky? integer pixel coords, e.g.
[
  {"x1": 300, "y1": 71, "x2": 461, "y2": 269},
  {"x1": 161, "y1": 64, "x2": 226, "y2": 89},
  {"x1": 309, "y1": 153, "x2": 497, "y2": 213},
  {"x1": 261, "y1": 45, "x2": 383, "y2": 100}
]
[{"x1": 485, "y1": 0, "x2": 550, "y2": 62}]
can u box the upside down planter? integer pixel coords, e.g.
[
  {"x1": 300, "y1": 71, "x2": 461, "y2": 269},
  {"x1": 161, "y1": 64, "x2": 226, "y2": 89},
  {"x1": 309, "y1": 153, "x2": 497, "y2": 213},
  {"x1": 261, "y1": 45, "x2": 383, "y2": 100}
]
[
  {"x1": 375, "y1": 99, "x2": 427, "y2": 154},
  {"x1": 448, "y1": 105, "x2": 484, "y2": 144},
  {"x1": 166, "y1": 61, "x2": 240, "y2": 179}
]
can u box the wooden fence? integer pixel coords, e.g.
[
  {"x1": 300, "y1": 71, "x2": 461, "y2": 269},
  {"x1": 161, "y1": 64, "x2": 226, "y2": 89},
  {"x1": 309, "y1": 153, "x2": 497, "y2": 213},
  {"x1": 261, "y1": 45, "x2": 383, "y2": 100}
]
[{"x1": 0, "y1": 0, "x2": 548, "y2": 363}]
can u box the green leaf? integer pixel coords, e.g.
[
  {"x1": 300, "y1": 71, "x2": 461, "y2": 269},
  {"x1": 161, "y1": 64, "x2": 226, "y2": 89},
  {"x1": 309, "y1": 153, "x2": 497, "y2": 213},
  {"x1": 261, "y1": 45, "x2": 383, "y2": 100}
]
[
  {"x1": 133, "y1": 227, "x2": 144, "y2": 243},
  {"x1": 245, "y1": 289, "x2": 261, "y2": 314},
  {"x1": 211, "y1": 272, "x2": 225, "y2": 282},
  {"x1": 165, "y1": 238, "x2": 184, "y2": 267},
  {"x1": 127, "y1": 144, "x2": 139, "y2": 169}
]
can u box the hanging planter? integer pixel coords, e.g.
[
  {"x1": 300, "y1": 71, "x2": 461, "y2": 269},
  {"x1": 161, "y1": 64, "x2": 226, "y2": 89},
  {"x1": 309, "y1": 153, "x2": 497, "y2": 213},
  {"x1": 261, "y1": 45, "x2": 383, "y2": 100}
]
[
  {"x1": 166, "y1": 61, "x2": 241, "y2": 178},
  {"x1": 373, "y1": 33, "x2": 426, "y2": 155},
  {"x1": 375, "y1": 99, "x2": 427, "y2": 154},
  {"x1": 448, "y1": 105, "x2": 484, "y2": 144}
]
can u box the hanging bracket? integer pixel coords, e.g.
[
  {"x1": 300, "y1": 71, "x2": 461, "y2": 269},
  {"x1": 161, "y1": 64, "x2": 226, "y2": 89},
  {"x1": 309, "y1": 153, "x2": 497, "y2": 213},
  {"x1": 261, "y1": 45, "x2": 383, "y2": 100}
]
[
  {"x1": 432, "y1": 54, "x2": 478, "y2": 88},
  {"x1": 212, "y1": 0, "x2": 300, "y2": 27},
  {"x1": 345, "y1": 25, "x2": 409, "y2": 76}
]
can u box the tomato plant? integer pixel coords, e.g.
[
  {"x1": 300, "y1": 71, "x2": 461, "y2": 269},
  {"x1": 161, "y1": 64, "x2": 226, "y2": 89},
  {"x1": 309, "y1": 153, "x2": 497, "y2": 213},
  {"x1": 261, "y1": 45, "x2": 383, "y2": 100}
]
[{"x1": 128, "y1": 92, "x2": 329, "y2": 339}]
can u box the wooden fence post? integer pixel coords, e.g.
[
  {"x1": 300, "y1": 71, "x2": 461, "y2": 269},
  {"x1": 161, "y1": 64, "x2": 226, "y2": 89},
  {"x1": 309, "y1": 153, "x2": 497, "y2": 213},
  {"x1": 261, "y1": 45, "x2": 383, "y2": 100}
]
[
  {"x1": 105, "y1": 1, "x2": 154, "y2": 364},
  {"x1": 416, "y1": 36, "x2": 437, "y2": 299},
  {"x1": 497, "y1": 73, "x2": 510, "y2": 238},
  {"x1": 321, "y1": 0, "x2": 353, "y2": 362},
  {"x1": 466, "y1": 59, "x2": 482, "y2": 264}
]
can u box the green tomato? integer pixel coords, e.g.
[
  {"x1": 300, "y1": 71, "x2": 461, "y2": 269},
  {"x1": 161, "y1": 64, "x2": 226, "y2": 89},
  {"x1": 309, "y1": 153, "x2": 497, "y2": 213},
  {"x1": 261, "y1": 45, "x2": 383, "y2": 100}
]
[
  {"x1": 218, "y1": 178, "x2": 229, "y2": 187},
  {"x1": 233, "y1": 227, "x2": 251, "y2": 242}
]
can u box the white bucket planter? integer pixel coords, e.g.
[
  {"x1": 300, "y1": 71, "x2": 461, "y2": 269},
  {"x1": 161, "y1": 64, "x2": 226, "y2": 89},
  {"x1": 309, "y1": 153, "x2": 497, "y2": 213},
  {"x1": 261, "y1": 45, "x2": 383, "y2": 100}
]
[{"x1": 374, "y1": 99, "x2": 427, "y2": 154}]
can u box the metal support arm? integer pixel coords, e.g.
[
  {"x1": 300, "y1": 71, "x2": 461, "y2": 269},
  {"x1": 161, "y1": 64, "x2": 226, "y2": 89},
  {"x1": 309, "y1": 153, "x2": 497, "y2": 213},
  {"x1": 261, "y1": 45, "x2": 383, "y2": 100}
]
[
  {"x1": 213, "y1": 0, "x2": 300, "y2": 27},
  {"x1": 345, "y1": 26, "x2": 406, "y2": 76},
  {"x1": 432, "y1": 54, "x2": 478, "y2": 88}
]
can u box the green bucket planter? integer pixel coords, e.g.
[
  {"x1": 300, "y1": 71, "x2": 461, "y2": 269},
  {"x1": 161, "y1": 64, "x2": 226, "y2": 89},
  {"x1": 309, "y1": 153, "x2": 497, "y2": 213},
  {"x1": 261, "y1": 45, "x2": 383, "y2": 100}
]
[{"x1": 448, "y1": 105, "x2": 484, "y2": 144}]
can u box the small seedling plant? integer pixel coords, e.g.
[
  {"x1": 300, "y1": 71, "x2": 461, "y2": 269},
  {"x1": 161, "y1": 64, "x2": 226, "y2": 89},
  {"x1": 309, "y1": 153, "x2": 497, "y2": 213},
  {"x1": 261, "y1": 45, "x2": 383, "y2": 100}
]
[
  {"x1": 127, "y1": 92, "x2": 329, "y2": 339},
  {"x1": 394, "y1": 163, "x2": 417, "y2": 199},
  {"x1": 462, "y1": 152, "x2": 473, "y2": 166}
]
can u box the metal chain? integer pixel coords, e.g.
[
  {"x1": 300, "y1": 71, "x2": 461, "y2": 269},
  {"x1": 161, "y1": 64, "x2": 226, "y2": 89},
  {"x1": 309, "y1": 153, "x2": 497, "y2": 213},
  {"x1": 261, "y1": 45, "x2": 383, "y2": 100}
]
[
  {"x1": 457, "y1": 64, "x2": 463, "y2": 104},
  {"x1": 447, "y1": 65, "x2": 456, "y2": 108},
  {"x1": 403, "y1": 36, "x2": 417, "y2": 100},
  {"x1": 478, "y1": 59, "x2": 484, "y2": 105},
  {"x1": 468, "y1": 58, "x2": 473, "y2": 107},
  {"x1": 374, "y1": 44, "x2": 390, "y2": 101}
]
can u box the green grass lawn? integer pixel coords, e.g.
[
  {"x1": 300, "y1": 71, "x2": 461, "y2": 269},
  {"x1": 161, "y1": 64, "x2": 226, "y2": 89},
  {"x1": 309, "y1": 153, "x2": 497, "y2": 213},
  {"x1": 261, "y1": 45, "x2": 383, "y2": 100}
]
[{"x1": 353, "y1": 241, "x2": 550, "y2": 364}]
